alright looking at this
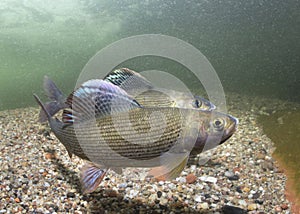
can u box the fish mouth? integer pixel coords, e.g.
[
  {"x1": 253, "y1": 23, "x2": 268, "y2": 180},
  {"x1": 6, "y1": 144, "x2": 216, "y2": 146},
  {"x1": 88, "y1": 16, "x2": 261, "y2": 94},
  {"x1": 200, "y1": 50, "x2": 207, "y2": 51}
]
[{"x1": 220, "y1": 115, "x2": 238, "y2": 144}]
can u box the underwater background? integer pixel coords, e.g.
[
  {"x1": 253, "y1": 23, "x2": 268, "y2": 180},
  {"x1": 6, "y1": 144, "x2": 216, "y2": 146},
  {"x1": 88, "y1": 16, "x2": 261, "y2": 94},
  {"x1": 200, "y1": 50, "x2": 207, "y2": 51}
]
[
  {"x1": 0, "y1": 0, "x2": 299, "y2": 110},
  {"x1": 0, "y1": 0, "x2": 299, "y2": 210}
]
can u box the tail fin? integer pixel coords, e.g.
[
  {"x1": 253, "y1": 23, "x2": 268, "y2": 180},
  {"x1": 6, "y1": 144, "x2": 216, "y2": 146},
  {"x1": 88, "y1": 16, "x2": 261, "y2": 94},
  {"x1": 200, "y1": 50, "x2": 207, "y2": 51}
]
[
  {"x1": 33, "y1": 94, "x2": 51, "y2": 121},
  {"x1": 43, "y1": 76, "x2": 64, "y2": 101},
  {"x1": 39, "y1": 76, "x2": 67, "y2": 123}
]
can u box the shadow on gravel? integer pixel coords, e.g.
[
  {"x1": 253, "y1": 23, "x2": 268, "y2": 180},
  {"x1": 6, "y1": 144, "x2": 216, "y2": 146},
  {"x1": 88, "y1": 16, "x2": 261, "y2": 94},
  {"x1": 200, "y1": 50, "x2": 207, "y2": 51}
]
[
  {"x1": 42, "y1": 149, "x2": 246, "y2": 214},
  {"x1": 43, "y1": 147, "x2": 81, "y2": 192}
]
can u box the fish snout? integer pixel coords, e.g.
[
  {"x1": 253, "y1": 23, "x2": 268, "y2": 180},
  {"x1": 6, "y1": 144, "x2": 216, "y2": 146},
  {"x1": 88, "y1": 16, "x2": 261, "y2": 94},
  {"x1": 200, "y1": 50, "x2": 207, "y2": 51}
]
[{"x1": 221, "y1": 114, "x2": 238, "y2": 144}]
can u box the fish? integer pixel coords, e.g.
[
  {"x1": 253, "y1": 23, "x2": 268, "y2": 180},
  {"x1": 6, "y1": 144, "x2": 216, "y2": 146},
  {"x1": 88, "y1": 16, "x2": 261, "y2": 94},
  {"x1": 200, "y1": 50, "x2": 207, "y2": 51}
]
[
  {"x1": 38, "y1": 68, "x2": 215, "y2": 123},
  {"x1": 103, "y1": 68, "x2": 216, "y2": 110},
  {"x1": 34, "y1": 79, "x2": 238, "y2": 194}
]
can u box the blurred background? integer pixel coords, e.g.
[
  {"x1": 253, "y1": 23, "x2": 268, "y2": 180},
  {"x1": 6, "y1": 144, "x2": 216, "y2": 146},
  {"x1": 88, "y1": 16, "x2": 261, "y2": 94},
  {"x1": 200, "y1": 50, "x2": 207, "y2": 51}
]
[{"x1": 0, "y1": 0, "x2": 299, "y2": 110}]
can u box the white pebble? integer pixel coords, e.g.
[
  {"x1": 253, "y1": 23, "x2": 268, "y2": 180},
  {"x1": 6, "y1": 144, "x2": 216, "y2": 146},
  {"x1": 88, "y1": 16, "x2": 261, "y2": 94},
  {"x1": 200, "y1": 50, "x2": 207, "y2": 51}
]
[
  {"x1": 238, "y1": 199, "x2": 247, "y2": 207},
  {"x1": 158, "y1": 181, "x2": 164, "y2": 185},
  {"x1": 206, "y1": 176, "x2": 217, "y2": 183},
  {"x1": 194, "y1": 194, "x2": 202, "y2": 202},
  {"x1": 200, "y1": 202, "x2": 209, "y2": 209}
]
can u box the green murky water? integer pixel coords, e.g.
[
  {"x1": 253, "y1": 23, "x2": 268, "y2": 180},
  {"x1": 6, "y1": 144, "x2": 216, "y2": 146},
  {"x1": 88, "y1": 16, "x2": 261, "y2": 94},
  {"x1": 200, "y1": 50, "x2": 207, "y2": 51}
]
[
  {"x1": 258, "y1": 110, "x2": 300, "y2": 196},
  {"x1": 0, "y1": 0, "x2": 299, "y2": 110}
]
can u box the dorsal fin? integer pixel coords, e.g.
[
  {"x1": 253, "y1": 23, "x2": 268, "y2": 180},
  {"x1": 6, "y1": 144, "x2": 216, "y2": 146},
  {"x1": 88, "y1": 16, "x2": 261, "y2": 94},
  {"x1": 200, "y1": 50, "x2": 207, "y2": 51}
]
[
  {"x1": 103, "y1": 68, "x2": 154, "y2": 96},
  {"x1": 63, "y1": 80, "x2": 141, "y2": 124}
]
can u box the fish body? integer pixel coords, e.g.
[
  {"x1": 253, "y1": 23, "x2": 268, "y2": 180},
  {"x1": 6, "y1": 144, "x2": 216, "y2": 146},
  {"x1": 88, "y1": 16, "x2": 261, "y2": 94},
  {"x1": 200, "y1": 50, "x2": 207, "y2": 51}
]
[{"x1": 34, "y1": 72, "x2": 237, "y2": 193}]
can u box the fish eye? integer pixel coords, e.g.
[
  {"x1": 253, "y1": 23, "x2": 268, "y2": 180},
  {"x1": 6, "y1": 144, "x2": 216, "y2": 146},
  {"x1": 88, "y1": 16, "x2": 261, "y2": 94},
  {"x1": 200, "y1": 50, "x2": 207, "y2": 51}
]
[
  {"x1": 192, "y1": 99, "x2": 202, "y2": 108},
  {"x1": 212, "y1": 118, "x2": 225, "y2": 131}
]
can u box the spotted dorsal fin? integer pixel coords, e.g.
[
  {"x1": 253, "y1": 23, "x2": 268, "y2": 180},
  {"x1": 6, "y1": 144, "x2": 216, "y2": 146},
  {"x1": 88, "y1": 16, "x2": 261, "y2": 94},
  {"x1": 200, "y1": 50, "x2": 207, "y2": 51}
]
[{"x1": 103, "y1": 68, "x2": 154, "y2": 96}]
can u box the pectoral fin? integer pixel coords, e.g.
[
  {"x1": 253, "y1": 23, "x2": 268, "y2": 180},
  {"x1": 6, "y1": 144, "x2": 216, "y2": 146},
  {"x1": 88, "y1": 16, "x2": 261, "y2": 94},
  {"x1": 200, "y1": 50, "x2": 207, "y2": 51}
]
[
  {"x1": 80, "y1": 162, "x2": 108, "y2": 194},
  {"x1": 148, "y1": 153, "x2": 189, "y2": 181}
]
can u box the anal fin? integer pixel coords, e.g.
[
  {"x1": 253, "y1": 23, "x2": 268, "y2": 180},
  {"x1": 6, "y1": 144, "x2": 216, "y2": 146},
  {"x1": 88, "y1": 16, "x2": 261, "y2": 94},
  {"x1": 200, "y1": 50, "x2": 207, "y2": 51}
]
[
  {"x1": 148, "y1": 153, "x2": 189, "y2": 181},
  {"x1": 80, "y1": 162, "x2": 108, "y2": 194}
]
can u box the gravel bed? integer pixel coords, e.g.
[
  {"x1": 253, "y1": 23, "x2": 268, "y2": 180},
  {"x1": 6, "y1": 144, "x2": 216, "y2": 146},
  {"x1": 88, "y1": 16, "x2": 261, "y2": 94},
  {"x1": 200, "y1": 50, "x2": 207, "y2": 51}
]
[{"x1": 0, "y1": 94, "x2": 297, "y2": 214}]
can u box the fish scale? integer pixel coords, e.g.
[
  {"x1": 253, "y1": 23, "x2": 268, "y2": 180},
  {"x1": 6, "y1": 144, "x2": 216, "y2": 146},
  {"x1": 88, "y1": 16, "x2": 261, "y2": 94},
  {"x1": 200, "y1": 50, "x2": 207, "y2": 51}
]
[{"x1": 55, "y1": 107, "x2": 194, "y2": 166}]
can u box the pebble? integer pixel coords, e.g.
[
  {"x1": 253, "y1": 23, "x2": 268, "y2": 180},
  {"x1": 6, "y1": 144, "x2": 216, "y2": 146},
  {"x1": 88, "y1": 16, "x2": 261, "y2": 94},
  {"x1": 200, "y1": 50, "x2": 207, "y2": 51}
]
[
  {"x1": 222, "y1": 205, "x2": 247, "y2": 214},
  {"x1": 247, "y1": 203, "x2": 257, "y2": 211},
  {"x1": 67, "y1": 192, "x2": 75, "y2": 198},
  {"x1": 194, "y1": 194, "x2": 202, "y2": 202},
  {"x1": 224, "y1": 170, "x2": 234, "y2": 178},
  {"x1": 228, "y1": 174, "x2": 240, "y2": 181},
  {"x1": 200, "y1": 202, "x2": 209, "y2": 209},
  {"x1": 275, "y1": 205, "x2": 282, "y2": 212},
  {"x1": 200, "y1": 176, "x2": 217, "y2": 183},
  {"x1": 156, "y1": 191, "x2": 162, "y2": 198},
  {"x1": 177, "y1": 177, "x2": 186, "y2": 183},
  {"x1": 0, "y1": 99, "x2": 293, "y2": 213},
  {"x1": 281, "y1": 203, "x2": 289, "y2": 210},
  {"x1": 238, "y1": 199, "x2": 247, "y2": 207},
  {"x1": 118, "y1": 183, "x2": 127, "y2": 188},
  {"x1": 186, "y1": 174, "x2": 197, "y2": 184}
]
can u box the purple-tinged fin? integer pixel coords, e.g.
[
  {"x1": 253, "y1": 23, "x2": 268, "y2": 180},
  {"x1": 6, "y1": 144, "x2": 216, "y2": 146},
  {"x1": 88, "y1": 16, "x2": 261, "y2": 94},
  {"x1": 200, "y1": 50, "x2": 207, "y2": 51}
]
[
  {"x1": 43, "y1": 76, "x2": 65, "y2": 101},
  {"x1": 64, "y1": 80, "x2": 142, "y2": 124},
  {"x1": 39, "y1": 101, "x2": 65, "y2": 123},
  {"x1": 34, "y1": 94, "x2": 74, "y2": 158},
  {"x1": 39, "y1": 76, "x2": 68, "y2": 123},
  {"x1": 33, "y1": 94, "x2": 51, "y2": 120},
  {"x1": 80, "y1": 162, "x2": 108, "y2": 194}
]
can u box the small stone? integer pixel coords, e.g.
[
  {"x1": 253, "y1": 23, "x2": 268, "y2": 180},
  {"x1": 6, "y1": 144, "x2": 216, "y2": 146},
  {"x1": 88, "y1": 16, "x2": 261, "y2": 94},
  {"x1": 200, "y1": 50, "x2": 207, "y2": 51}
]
[
  {"x1": 200, "y1": 176, "x2": 217, "y2": 183},
  {"x1": 222, "y1": 205, "x2": 247, "y2": 214},
  {"x1": 186, "y1": 174, "x2": 197, "y2": 184},
  {"x1": 280, "y1": 203, "x2": 288, "y2": 210},
  {"x1": 160, "y1": 197, "x2": 168, "y2": 205},
  {"x1": 224, "y1": 170, "x2": 234, "y2": 178},
  {"x1": 14, "y1": 198, "x2": 20, "y2": 203},
  {"x1": 158, "y1": 181, "x2": 164, "y2": 185},
  {"x1": 252, "y1": 192, "x2": 260, "y2": 199},
  {"x1": 194, "y1": 194, "x2": 202, "y2": 202},
  {"x1": 238, "y1": 199, "x2": 247, "y2": 207},
  {"x1": 242, "y1": 187, "x2": 250, "y2": 193},
  {"x1": 149, "y1": 193, "x2": 157, "y2": 202},
  {"x1": 177, "y1": 177, "x2": 186, "y2": 183},
  {"x1": 207, "y1": 176, "x2": 217, "y2": 183},
  {"x1": 157, "y1": 191, "x2": 162, "y2": 198},
  {"x1": 106, "y1": 190, "x2": 118, "y2": 197},
  {"x1": 0, "y1": 210, "x2": 7, "y2": 214},
  {"x1": 128, "y1": 189, "x2": 138, "y2": 198},
  {"x1": 274, "y1": 205, "x2": 282, "y2": 212},
  {"x1": 67, "y1": 192, "x2": 75, "y2": 198},
  {"x1": 45, "y1": 152, "x2": 55, "y2": 159},
  {"x1": 236, "y1": 186, "x2": 243, "y2": 193},
  {"x1": 200, "y1": 202, "x2": 209, "y2": 209},
  {"x1": 211, "y1": 195, "x2": 219, "y2": 201},
  {"x1": 247, "y1": 203, "x2": 257, "y2": 211},
  {"x1": 118, "y1": 183, "x2": 127, "y2": 188},
  {"x1": 228, "y1": 175, "x2": 240, "y2": 181}
]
